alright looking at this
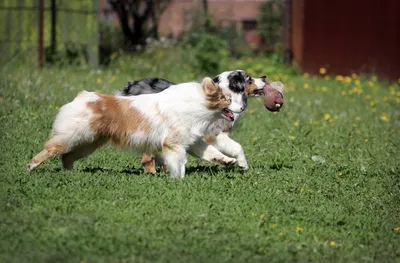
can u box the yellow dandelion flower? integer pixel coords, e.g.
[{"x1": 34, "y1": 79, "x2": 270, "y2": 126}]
[
  {"x1": 336, "y1": 75, "x2": 344, "y2": 82},
  {"x1": 96, "y1": 78, "x2": 102, "y2": 84},
  {"x1": 370, "y1": 101, "x2": 376, "y2": 107},
  {"x1": 381, "y1": 113, "x2": 389, "y2": 122},
  {"x1": 303, "y1": 72, "x2": 310, "y2": 78},
  {"x1": 394, "y1": 226, "x2": 400, "y2": 232},
  {"x1": 344, "y1": 76, "x2": 352, "y2": 84},
  {"x1": 351, "y1": 73, "x2": 358, "y2": 79},
  {"x1": 55, "y1": 106, "x2": 59, "y2": 110},
  {"x1": 252, "y1": 137, "x2": 258, "y2": 142},
  {"x1": 289, "y1": 135, "x2": 296, "y2": 141},
  {"x1": 271, "y1": 223, "x2": 277, "y2": 229},
  {"x1": 364, "y1": 138, "x2": 369, "y2": 142},
  {"x1": 355, "y1": 79, "x2": 361, "y2": 86},
  {"x1": 259, "y1": 214, "x2": 265, "y2": 220},
  {"x1": 319, "y1": 67, "x2": 327, "y2": 75},
  {"x1": 321, "y1": 86, "x2": 328, "y2": 92},
  {"x1": 324, "y1": 75, "x2": 331, "y2": 80},
  {"x1": 249, "y1": 108, "x2": 255, "y2": 114},
  {"x1": 296, "y1": 226, "x2": 303, "y2": 232},
  {"x1": 368, "y1": 81, "x2": 374, "y2": 88},
  {"x1": 329, "y1": 241, "x2": 336, "y2": 247},
  {"x1": 279, "y1": 232, "x2": 285, "y2": 236},
  {"x1": 338, "y1": 172, "x2": 343, "y2": 176},
  {"x1": 324, "y1": 113, "x2": 332, "y2": 121},
  {"x1": 294, "y1": 121, "x2": 300, "y2": 127},
  {"x1": 355, "y1": 116, "x2": 361, "y2": 121},
  {"x1": 304, "y1": 83, "x2": 310, "y2": 89}
]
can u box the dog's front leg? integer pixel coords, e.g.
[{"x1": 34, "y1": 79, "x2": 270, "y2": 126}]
[
  {"x1": 213, "y1": 132, "x2": 248, "y2": 170},
  {"x1": 162, "y1": 146, "x2": 187, "y2": 179},
  {"x1": 188, "y1": 139, "x2": 237, "y2": 167}
]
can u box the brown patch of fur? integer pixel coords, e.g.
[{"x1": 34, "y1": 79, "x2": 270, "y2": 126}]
[
  {"x1": 245, "y1": 81, "x2": 259, "y2": 97},
  {"x1": 202, "y1": 78, "x2": 231, "y2": 110},
  {"x1": 87, "y1": 94, "x2": 151, "y2": 147}
]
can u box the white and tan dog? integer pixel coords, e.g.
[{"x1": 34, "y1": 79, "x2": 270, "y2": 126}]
[
  {"x1": 120, "y1": 70, "x2": 271, "y2": 173},
  {"x1": 26, "y1": 78, "x2": 239, "y2": 179}
]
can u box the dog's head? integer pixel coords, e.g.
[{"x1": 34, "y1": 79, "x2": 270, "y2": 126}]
[
  {"x1": 201, "y1": 77, "x2": 235, "y2": 121},
  {"x1": 212, "y1": 70, "x2": 268, "y2": 114}
]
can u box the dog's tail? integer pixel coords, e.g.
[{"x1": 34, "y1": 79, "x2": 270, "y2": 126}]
[{"x1": 117, "y1": 78, "x2": 175, "y2": 96}]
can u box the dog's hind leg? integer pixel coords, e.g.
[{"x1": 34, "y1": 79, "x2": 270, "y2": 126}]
[
  {"x1": 188, "y1": 139, "x2": 237, "y2": 167},
  {"x1": 211, "y1": 132, "x2": 248, "y2": 170},
  {"x1": 61, "y1": 139, "x2": 106, "y2": 170},
  {"x1": 27, "y1": 136, "x2": 69, "y2": 172},
  {"x1": 141, "y1": 153, "x2": 156, "y2": 174}
]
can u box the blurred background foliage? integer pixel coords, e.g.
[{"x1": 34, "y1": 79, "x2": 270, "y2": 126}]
[{"x1": 0, "y1": 0, "x2": 290, "y2": 78}]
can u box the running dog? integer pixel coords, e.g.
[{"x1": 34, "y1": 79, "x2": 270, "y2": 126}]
[
  {"x1": 26, "y1": 77, "x2": 240, "y2": 179},
  {"x1": 119, "y1": 70, "x2": 278, "y2": 173}
]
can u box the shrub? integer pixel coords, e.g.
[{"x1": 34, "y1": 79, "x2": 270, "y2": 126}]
[{"x1": 182, "y1": 29, "x2": 229, "y2": 75}]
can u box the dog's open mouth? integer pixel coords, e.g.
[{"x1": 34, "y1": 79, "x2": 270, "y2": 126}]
[
  {"x1": 222, "y1": 108, "x2": 234, "y2": 121},
  {"x1": 252, "y1": 88, "x2": 264, "y2": 96}
]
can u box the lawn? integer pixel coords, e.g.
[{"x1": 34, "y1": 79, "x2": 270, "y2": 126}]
[{"x1": 0, "y1": 55, "x2": 399, "y2": 263}]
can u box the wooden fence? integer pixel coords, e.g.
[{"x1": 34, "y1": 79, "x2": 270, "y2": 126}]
[{"x1": 0, "y1": 0, "x2": 98, "y2": 67}]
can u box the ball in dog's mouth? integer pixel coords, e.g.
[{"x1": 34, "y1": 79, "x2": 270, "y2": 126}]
[
  {"x1": 222, "y1": 108, "x2": 235, "y2": 121},
  {"x1": 263, "y1": 83, "x2": 284, "y2": 112}
]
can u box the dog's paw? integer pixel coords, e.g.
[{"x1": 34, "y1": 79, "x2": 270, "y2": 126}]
[
  {"x1": 26, "y1": 163, "x2": 35, "y2": 172},
  {"x1": 237, "y1": 160, "x2": 249, "y2": 170},
  {"x1": 224, "y1": 157, "x2": 237, "y2": 166}
]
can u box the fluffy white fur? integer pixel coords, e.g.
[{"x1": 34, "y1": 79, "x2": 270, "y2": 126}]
[{"x1": 26, "y1": 78, "x2": 238, "y2": 179}]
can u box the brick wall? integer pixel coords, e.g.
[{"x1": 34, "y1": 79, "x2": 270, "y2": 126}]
[{"x1": 99, "y1": 0, "x2": 269, "y2": 46}]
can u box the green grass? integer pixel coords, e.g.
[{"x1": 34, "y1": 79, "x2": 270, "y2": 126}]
[{"x1": 0, "y1": 58, "x2": 399, "y2": 263}]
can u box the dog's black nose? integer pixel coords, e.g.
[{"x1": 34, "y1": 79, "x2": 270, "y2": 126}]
[{"x1": 261, "y1": 76, "x2": 267, "y2": 83}]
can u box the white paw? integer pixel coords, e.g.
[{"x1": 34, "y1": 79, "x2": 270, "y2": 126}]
[
  {"x1": 224, "y1": 157, "x2": 237, "y2": 166},
  {"x1": 237, "y1": 160, "x2": 249, "y2": 170},
  {"x1": 26, "y1": 163, "x2": 35, "y2": 172}
]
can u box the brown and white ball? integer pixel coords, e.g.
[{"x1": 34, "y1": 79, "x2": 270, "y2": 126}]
[{"x1": 263, "y1": 81, "x2": 284, "y2": 112}]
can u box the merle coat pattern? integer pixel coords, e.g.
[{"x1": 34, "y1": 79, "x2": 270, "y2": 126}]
[{"x1": 118, "y1": 70, "x2": 268, "y2": 172}]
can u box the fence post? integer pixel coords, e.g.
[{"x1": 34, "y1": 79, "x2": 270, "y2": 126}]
[
  {"x1": 38, "y1": 0, "x2": 44, "y2": 68},
  {"x1": 50, "y1": 0, "x2": 57, "y2": 58},
  {"x1": 88, "y1": 0, "x2": 99, "y2": 68},
  {"x1": 283, "y1": 0, "x2": 293, "y2": 65}
]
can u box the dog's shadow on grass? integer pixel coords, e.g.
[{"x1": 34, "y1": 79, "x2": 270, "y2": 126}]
[
  {"x1": 72, "y1": 166, "x2": 144, "y2": 176},
  {"x1": 54, "y1": 162, "x2": 291, "y2": 177}
]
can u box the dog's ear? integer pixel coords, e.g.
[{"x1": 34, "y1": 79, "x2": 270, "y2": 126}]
[
  {"x1": 227, "y1": 71, "x2": 245, "y2": 93},
  {"x1": 202, "y1": 77, "x2": 218, "y2": 95}
]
